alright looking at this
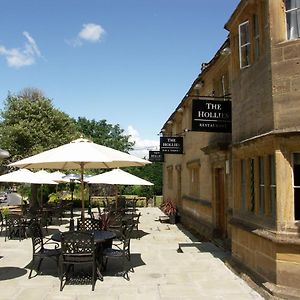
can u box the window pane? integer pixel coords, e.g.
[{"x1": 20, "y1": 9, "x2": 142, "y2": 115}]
[
  {"x1": 259, "y1": 157, "x2": 264, "y2": 214},
  {"x1": 287, "y1": 10, "x2": 300, "y2": 39},
  {"x1": 250, "y1": 159, "x2": 255, "y2": 212},
  {"x1": 241, "y1": 160, "x2": 246, "y2": 211},
  {"x1": 298, "y1": 9, "x2": 300, "y2": 35},
  {"x1": 240, "y1": 23, "x2": 249, "y2": 45},
  {"x1": 269, "y1": 155, "x2": 276, "y2": 217},
  {"x1": 285, "y1": 0, "x2": 300, "y2": 11},
  {"x1": 241, "y1": 45, "x2": 250, "y2": 67},
  {"x1": 239, "y1": 22, "x2": 250, "y2": 68}
]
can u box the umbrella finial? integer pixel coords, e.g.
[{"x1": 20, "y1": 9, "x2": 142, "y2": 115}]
[{"x1": 71, "y1": 137, "x2": 92, "y2": 144}]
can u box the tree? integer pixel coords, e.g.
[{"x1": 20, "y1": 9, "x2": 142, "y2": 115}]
[
  {"x1": 76, "y1": 117, "x2": 134, "y2": 152},
  {"x1": 0, "y1": 89, "x2": 79, "y2": 163},
  {"x1": 123, "y1": 162, "x2": 163, "y2": 197},
  {"x1": 0, "y1": 88, "x2": 80, "y2": 207}
]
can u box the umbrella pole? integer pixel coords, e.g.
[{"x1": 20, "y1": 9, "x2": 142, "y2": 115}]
[{"x1": 80, "y1": 163, "x2": 85, "y2": 219}]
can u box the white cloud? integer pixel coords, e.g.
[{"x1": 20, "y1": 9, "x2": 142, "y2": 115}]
[
  {"x1": 67, "y1": 23, "x2": 105, "y2": 47},
  {"x1": 0, "y1": 31, "x2": 41, "y2": 68},
  {"x1": 126, "y1": 125, "x2": 159, "y2": 159},
  {"x1": 79, "y1": 23, "x2": 105, "y2": 42}
]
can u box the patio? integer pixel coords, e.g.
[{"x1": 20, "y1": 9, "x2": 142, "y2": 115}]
[{"x1": 0, "y1": 207, "x2": 264, "y2": 300}]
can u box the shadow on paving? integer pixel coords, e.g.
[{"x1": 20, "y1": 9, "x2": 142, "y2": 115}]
[
  {"x1": 24, "y1": 258, "x2": 59, "y2": 278},
  {"x1": 103, "y1": 253, "x2": 145, "y2": 278},
  {"x1": 131, "y1": 229, "x2": 149, "y2": 239},
  {"x1": 0, "y1": 266, "x2": 27, "y2": 280}
]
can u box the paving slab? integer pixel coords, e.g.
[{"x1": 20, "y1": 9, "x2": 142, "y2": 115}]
[{"x1": 0, "y1": 207, "x2": 264, "y2": 300}]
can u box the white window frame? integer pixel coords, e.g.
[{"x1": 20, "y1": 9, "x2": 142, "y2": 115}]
[
  {"x1": 269, "y1": 155, "x2": 276, "y2": 217},
  {"x1": 241, "y1": 159, "x2": 246, "y2": 211},
  {"x1": 239, "y1": 21, "x2": 251, "y2": 69},
  {"x1": 285, "y1": 0, "x2": 300, "y2": 40},
  {"x1": 259, "y1": 156, "x2": 265, "y2": 214}
]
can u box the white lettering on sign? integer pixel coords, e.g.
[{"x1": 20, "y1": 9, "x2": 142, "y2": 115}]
[{"x1": 206, "y1": 102, "x2": 221, "y2": 110}]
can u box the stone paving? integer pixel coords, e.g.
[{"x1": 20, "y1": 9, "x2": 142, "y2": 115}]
[{"x1": 0, "y1": 207, "x2": 265, "y2": 300}]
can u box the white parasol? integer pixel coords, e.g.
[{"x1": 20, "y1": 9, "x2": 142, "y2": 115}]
[
  {"x1": 0, "y1": 169, "x2": 57, "y2": 185},
  {"x1": 87, "y1": 168, "x2": 153, "y2": 186},
  {"x1": 9, "y1": 138, "x2": 151, "y2": 217}
]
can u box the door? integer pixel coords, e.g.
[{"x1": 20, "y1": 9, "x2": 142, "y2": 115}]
[
  {"x1": 215, "y1": 168, "x2": 226, "y2": 237},
  {"x1": 176, "y1": 168, "x2": 182, "y2": 208}
]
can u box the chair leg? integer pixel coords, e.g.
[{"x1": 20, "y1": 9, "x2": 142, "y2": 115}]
[
  {"x1": 59, "y1": 263, "x2": 67, "y2": 291},
  {"x1": 37, "y1": 258, "x2": 43, "y2": 273},
  {"x1": 59, "y1": 265, "x2": 64, "y2": 291},
  {"x1": 102, "y1": 257, "x2": 108, "y2": 271},
  {"x1": 28, "y1": 256, "x2": 42, "y2": 278},
  {"x1": 28, "y1": 257, "x2": 35, "y2": 279},
  {"x1": 92, "y1": 262, "x2": 95, "y2": 291}
]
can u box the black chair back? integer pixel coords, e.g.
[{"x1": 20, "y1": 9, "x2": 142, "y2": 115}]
[
  {"x1": 60, "y1": 231, "x2": 97, "y2": 290},
  {"x1": 77, "y1": 217, "x2": 101, "y2": 231},
  {"x1": 27, "y1": 220, "x2": 61, "y2": 279},
  {"x1": 61, "y1": 231, "x2": 95, "y2": 262},
  {"x1": 5, "y1": 213, "x2": 26, "y2": 241},
  {"x1": 28, "y1": 221, "x2": 44, "y2": 254}
]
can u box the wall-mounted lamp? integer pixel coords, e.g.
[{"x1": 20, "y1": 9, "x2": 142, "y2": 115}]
[
  {"x1": 194, "y1": 80, "x2": 204, "y2": 89},
  {"x1": 221, "y1": 47, "x2": 231, "y2": 56},
  {"x1": 167, "y1": 120, "x2": 173, "y2": 125},
  {"x1": 177, "y1": 107, "x2": 184, "y2": 113}
]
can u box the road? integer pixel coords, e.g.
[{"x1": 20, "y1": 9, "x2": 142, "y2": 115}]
[{"x1": 0, "y1": 192, "x2": 22, "y2": 207}]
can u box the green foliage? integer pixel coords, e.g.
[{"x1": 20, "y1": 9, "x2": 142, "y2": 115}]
[
  {"x1": 17, "y1": 184, "x2": 32, "y2": 200},
  {"x1": 76, "y1": 117, "x2": 134, "y2": 152},
  {"x1": 1, "y1": 207, "x2": 10, "y2": 216},
  {"x1": 0, "y1": 90, "x2": 79, "y2": 163},
  {"x1": 122, "y1": 162, "x2": 163, "y2": 197},
  {"x1": 48, "y1": 192, "x2": 59, "y2": 203},
  {"x1": 155, "y1": 195, "x2": 163, "y2": 207}
]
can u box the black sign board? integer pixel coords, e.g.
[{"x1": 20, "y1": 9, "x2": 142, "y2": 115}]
[
  {"x1": 149, "y1": 151, "x2": 164, "y2": 162},
  {"x1": 160, "y1": 137, "x2": 183, "y2": 154},
  {"x1": 192, "y1": 99, "x2": 232, "y2": 132}
]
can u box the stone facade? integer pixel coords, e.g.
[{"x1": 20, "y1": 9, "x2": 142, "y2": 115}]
[{"x1": 161, "y1": 0, "x2": 300, "y2": 297}]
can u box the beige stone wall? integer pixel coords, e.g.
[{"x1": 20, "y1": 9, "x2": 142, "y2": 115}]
[
  {"x1": 227, "y1": 0, "x2": 274, "y2": 143},
  {"x1": 162, "y1": 42, "x2": 232, "y2": 239},
  {"x1": 268, "y1": 1, "x2": 300, "y2": 130},
  {"x1": 232, "y1": 225, "x2": 300, "y2": 289},
  {"x1": 231, "y1": 226, "x2": 277, "y2": 283}
]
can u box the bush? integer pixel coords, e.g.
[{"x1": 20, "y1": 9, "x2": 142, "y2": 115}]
[
  {"x1": 48, "y1": 192, "x2": 59, "y2": 203},
  {"x1": 1, "y1": 207, "x2": 10, "y2": 217}
]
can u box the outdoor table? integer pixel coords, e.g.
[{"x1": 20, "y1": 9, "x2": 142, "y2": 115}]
[
  {"x1": 122, "y1": 213, "x2": 139, "y2": 223},
  {"x1": 52, "y1": 230, "x2": 116, "y2": 280},
  {"x1": 51, "y1": 230, "x2": 116, "y2": 244}
]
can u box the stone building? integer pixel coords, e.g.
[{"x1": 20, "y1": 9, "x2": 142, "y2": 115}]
[
  {"x1": 161, "y1": 0, "x2": 300, "y2": 298},
  {"x1": 161, "y1": 40, "x2": 232, "y2": 241}
]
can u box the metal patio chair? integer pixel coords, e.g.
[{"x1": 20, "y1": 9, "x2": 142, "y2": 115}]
[
  {"x1": 27, "y1": 220, "x2": 61, "y2": 279},
  {"x1": 102, "y1": 224, "x2": 134, "y2": 280},
  {"x1": 60, "y1": 231, "x2": 99, "y2": 291}
]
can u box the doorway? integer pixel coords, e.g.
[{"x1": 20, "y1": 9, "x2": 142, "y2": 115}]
[
  {"x1": 176, "y1": 167, "x2": 182, "y2": 208},
  {"x1": 215, "y1": 168, "x2": 226, "y2": 237}
]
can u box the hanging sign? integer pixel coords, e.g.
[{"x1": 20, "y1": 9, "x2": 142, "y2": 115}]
[
  {"x1": 160, "y1": 137, "x2": 183, "y2": 154},
  {"x1": 192, "y1": 99, "x2": 232, "y2": 132},
  {"x1": 149, "y1": 151, "x2": 164, "y2": 162}
]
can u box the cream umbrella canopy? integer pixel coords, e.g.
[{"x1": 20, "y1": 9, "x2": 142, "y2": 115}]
[
  {"x1": 87, "y1": 169, "x2": 153, "y2": 210},
  {"x1": 0, "y1": 169, "x2": 58, "y2": 185},
  {"x1": 9, "y1": 138, "x2": 151, "y2": 217},
  {"x1": 87, "y1": 168, "x2": 154, "y2": 186}
]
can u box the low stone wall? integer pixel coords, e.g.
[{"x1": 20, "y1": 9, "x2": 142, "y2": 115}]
[{"x1": 231, "y1": 223, "x2": 300, "y2": 297}]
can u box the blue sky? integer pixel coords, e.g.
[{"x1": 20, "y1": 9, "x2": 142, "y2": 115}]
[{"x1": 0, "y1": 0, "x2": 240, "y2": 157}]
